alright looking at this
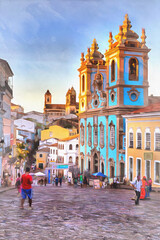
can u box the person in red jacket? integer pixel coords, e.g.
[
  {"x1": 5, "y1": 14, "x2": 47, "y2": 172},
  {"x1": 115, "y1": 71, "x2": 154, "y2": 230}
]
[{"x1": 20, "y1": 167, "x2": 33, "y2": 209}]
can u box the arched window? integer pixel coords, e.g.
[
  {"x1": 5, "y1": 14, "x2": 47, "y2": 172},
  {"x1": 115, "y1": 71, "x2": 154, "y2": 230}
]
[
  {"x1": 111, "y1": 60, "x2": 115, "y2": 82},
  {"x1": 99, "y1": 122, "x2": 104, "y2": 148},
  {"x1": 82, "y1": 75, "x2": 85, "y2": 92},
  {"x1": 93, "y1": 124, "x2": 98, "y2": 146},
  {"x1": 155, "y1": 128, "x2": 160, "y2": 151},
  {"x1": 109, "y1": 121, "x2": 115, "y2": 149},
  {"x1": 129, "y1": 128, "x2": 134, "y2": 148},
  {"x1": 136, "y1": 128, "x2": 142, "y2": 149},
  {"x1": 69, "y1": 156, "x2": 72, "y2": 163},
  {"x1": 129, "y1": 58, "x2": 138, "y2": 80},
  {"x1": 80, "y1": 123, "x2": 84, "y2": 146},
  {"x1": 88, "y1": 123, "x2": 92, "y2": 147},
  {"x1": 69, "y1": 144, "x2": 72, "y2": 150},
  {"x1": 76, "y1": 144, "x2": 79, "y2": 150},
  {"x1": 145, "y1": 128, "x2": 151, "y2": 150}
]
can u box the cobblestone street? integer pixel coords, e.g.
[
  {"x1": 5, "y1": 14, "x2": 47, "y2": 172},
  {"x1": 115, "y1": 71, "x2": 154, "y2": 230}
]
[{"x1": 0, "y1": 184, "x2": 159, "y2": 240}]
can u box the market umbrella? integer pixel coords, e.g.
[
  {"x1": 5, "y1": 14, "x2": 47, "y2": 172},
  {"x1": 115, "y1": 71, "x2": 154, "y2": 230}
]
[
  {"x1": 35, "y1": 172, "x2": 46, "y2": 177},
  {"x1": 92, "y1": 172, "x2": 106, "y2": 177}
]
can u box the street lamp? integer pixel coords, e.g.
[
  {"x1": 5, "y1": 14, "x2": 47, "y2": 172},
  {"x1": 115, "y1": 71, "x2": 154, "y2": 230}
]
[{"x1": 0, "y1": 137, "x2": 4, "y2": 187}]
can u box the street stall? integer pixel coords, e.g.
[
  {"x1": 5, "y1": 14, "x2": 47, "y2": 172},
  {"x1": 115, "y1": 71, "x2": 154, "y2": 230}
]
[
  {"x1": 35, "y1": 172, "x2": 46, "y2": 185},
  {"x1": 92, "y1": 172, "x2": 107, "y2": 189}
]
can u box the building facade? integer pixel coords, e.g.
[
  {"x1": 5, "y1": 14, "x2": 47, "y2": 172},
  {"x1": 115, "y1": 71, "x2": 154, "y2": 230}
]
[
  {"x1": 0, "y1": 59, "x2": 14, "y2": 183},
  {"x1": 79, "y1": 14, "x2": 150, "y2": 179},
  {"x1": 124, "y1": 103, "x2": 160, "y2": 188},
  {"x1": 47, "y1": 134, "x2": 79, "y2": 179}
]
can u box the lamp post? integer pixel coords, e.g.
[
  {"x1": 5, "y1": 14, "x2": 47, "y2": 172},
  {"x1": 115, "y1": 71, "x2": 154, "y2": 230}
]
[{"x1": 0, "y1": 137, "x2": 4, "y2": 187}]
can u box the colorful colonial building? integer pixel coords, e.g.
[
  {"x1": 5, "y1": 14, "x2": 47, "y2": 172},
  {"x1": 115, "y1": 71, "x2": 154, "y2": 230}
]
[
  {"x1": 79, "y1": 14, "x2": 150, "y2": 179},
  {"x1": 124, "y1": 103, "x2": 160, "y2": 188}
]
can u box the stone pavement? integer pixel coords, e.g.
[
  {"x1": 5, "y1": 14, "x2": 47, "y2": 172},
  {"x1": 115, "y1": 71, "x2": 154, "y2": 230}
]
[{"x1": 0, "y1": 184, "x2": 159, "y2": 240}]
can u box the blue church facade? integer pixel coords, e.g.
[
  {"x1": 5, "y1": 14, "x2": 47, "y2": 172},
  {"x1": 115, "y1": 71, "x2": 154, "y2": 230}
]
[{"x1": 78, "y1": 14, "x2": 150, "y2": 179}]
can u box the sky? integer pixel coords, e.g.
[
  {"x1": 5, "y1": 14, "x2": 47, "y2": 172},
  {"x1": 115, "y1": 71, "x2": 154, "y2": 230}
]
[{"x1": 0, "y1": 0, "x2": 159, "y2": 113}]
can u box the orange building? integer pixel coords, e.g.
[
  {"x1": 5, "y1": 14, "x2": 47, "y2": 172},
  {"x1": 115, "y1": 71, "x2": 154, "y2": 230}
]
[{"x1": 124, "y1": 102, "x2": 160, "y2": 188}]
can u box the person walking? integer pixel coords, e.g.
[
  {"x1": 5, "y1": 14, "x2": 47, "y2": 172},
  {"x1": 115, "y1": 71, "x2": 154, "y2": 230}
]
[
  {"x1": 148, "y1": 178, "x2": 152, "y2": 192},
  {"x1": 20, "y1": 167, "x2": 33, "y2": 210},
  {"x1": 52, "y1": 177, "x2": 55, "y2": 186},
  {"x1": 59, "y1": 176, "x2": 62, "y2": 186},
  {"x1": 132, "y1": 176, "x2": 142, "y2": 205},
  {"x1": 80, "y1": 174, "x2": 83, "y2": 188},
  {"x1": 44, "y1": 177, "x2": 47, "y2": 186},
  {"x1": 15, "y1": 173, "x2": 21, "y2": 196},
  {"x1": 55, "y1": 176, "x2": 58, "y2": 186}
]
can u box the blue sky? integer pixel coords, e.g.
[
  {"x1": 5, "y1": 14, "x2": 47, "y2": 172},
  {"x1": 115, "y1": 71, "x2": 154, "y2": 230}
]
[{"x1": 0, "y1": 0, "x2": 159, "y2": 112}]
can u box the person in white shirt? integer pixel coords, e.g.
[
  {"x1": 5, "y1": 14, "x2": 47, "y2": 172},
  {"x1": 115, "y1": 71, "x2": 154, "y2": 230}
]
[{"x1": 132, "y1": 176, "x2": 142, "y2": 205}]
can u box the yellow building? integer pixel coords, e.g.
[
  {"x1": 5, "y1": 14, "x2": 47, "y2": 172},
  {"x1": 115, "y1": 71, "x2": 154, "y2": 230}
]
[
  {"x1": 36, "y1": 147, "x2": 50, "y2": 169},
  {"x1": 41, "y1": 125, "x2": 77, "y2": 141},
  {"x1": 124, "y1": 102, "x2": 160, "y2": 188}
]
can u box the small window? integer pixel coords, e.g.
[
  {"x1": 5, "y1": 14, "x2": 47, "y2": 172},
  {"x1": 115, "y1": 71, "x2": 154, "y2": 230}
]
[
  {"x1": 93, "y1": 125, "x2": 98, "y2": 146},
  {"x1": 155, "y1": 132, "x2": 160, "y2": 151},
  {"x1": 145, "y1": 130, "x2": 151, "y2": 150},
  {"x1": 110, "y1": 126, "x2": 115, "y2": 146},
  {"x1": 69, "y1": 144, "x2": 72, "y2": 150},
  {"x1": 109, "y1": 121, "x2": 115, "y2": 149},
  {"x1": 129, "y1": 58, "x2": 138, "y2": 81},
  {"x1": 80, "y1": 123, "x2": 84, "y2": 146},
  {"x1": 76, "y1": 144, "x2": 79, "y2": 150},
  {"x1": 88, "y1": 123, "x2": 92, "y2": 147},
  {"x1": 69, "y1": 156, "x2": 72, "y2": 163},
  {"x1": 99, "y1": 122, "x2": 104, "y2": 148},
  {"x1": 111, "y1": 60, "x2": 115, "y2": 82},
  {"x1": 82, "y1": 75, "x2": 85, "y2": 92},
  {"x1": 129, "y1": 129, "x2": 133, "y2": 148},
  {"x1": 137, "y1": 131, "x2": 142, "y2": 149},
  {"x1": 39, "y1": 154, "x2": 43, "y2": 158}
]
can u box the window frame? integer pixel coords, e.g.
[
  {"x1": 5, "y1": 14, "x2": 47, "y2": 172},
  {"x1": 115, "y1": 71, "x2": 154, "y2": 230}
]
[
  {"x1": 129, "y1": 128, "x2": 133, "y2": 148},
  {"x1": 87, "y1": 122, "x2": 92, "y2": 147},
  {"x1": 154, "y1": 128, "x2": 160, "y2": 151},
  {"x1": 80, "y1": 123, "x2": 84, "y2": 146},
  {"x1": 69, "y1": 144, "x2": 72, "y2": 150},
  {"x1": 145, "y1": 128, "x2": 151, "y2": 150},
  {"x1": 129, "y1": 57, "x2": 139, "y2": 81},
  {"x1": 82, "y1": 74, "x2": 85, "y2": 92},
  {"x1": 99, "y1": 122, "x2": 104, "y2": 148},
  {"x1": 109, "y1": 121, "x2": 115, "y2": 150},
  {"x1": 136, "y1": 128, "x2": 142, "y2": 149},
  {"x1": 154, "y1": 161, "x2": 160, "y2": 185},
  {"x1": 111, "y1": 59, "x2": 115, "y2": 82}
]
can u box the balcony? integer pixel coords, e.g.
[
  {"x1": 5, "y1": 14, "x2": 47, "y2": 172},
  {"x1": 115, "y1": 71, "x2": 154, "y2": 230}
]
[{"x1": 4, "y1": 81, "x2": 13, "y2": 96}]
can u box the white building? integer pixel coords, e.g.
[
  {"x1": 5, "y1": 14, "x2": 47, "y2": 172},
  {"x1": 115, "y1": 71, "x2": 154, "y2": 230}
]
[{"x1": 47, "y1": 134, "x2": 79, "y2": 177}]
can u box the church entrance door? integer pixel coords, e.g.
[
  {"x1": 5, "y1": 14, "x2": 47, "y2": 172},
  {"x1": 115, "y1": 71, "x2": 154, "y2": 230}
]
[{"x1": 120, "y1": 162, "x2": 124, "y2": 182}]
